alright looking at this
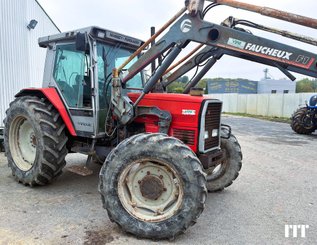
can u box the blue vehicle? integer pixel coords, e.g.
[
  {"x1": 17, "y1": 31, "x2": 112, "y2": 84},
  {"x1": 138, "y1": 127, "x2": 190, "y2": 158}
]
[{"x1": 291, "y1": 95, "x2": 317, "y2": 134}]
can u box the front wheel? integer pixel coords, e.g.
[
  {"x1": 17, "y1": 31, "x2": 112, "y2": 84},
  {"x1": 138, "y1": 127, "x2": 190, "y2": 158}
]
[
  {"x1": 291, "y1": 107, "x2": 316, "y2": 135},
  {"x1": 99, "y1": 133, "x2": 207, "y2": 239},
  {"x1": 206, "y1": 133, "x2": 242, "y2": 192}
]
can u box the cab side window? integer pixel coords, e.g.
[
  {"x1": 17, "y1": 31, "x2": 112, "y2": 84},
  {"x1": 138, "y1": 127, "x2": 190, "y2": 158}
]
[{"x1": 53, "y1": 44, "x2": 91, "y2": 108}]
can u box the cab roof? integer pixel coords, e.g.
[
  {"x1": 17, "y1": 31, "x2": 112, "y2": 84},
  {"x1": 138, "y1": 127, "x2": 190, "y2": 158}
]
[{"x1": 38, "y1": 26, "x2": 144, "y2": 50}]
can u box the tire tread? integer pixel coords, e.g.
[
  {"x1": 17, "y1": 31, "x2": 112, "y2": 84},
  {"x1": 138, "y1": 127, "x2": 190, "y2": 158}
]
[{"x1": 4, "y1": 96, "x2": 68, "y2": 186}]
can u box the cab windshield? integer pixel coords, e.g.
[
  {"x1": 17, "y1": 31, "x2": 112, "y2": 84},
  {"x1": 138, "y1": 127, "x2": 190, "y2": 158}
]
[
  {"x1": 96, "y1": 42, "x2": 143, "y2": 91},
  {"x1": 96, "y1": 42, "x2": 143, "y2": 133}
]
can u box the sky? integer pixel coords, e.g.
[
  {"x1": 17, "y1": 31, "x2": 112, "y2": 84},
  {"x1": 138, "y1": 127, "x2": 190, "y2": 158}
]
[{"x1": 37, "y1": 0, "x2": 317, "y2": 81}]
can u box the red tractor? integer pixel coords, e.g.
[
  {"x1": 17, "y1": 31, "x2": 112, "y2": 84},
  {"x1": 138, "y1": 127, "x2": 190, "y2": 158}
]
[{"x1": 3, "y1": 0, "x2": 317, "y2": 239}]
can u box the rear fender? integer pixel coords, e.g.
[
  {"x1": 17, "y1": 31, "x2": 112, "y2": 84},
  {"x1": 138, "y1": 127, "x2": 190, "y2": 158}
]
[{"x1": 15, "y1": 88, "x2": 77, "y2": 136}]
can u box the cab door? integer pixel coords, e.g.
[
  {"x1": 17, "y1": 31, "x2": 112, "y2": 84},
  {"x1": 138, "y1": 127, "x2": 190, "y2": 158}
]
[{"x1": 52, "y1": 43, "x2": 95, "y2": 137}]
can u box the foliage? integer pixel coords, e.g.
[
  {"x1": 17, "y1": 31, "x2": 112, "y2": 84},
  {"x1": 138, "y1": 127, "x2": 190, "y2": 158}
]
[
  {"x1": 166, "y1": 81, "x2": 185, "y2": 93},
  {"x1": 167, "y1": 76, "x2": 317, "y2": 94},
  {"x1": 296, "y1": 78, "x2": 317, "y2": 93},
  {"x1": 206, "y1": 77, "x2": 253, "y2": 83},
  {"x1": 166, "y1": 76, "x2": 208, "y2": 94}
]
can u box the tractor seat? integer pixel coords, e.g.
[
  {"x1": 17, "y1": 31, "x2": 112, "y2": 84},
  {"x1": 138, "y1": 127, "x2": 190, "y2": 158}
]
[{"x1": 74, "y1": 75, "x2": 92, "y2": 107}]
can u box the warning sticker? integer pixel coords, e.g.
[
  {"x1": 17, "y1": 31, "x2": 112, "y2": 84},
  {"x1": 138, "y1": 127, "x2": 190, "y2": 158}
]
[
  {"x1": 182, "y1": 109, "x2": 196, "y2": 115},
  {"x1": 227, "y1": 38, "x2": 246, "y2": 49}
]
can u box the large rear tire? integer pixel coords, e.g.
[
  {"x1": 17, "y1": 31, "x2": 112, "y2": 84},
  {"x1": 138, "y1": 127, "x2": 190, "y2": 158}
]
[
  {"x1": 206, "y1": 134, "x2": 242, "y2": 192},
  {"x1": 291, "y1": 107, "x2": 316, "y2": 135},
  {"x1": 4, "y1": 96, "x2": 68, "y2": 186},
  {"x1": 99, "y1": 133, "x2": 207, "y2": 239}
]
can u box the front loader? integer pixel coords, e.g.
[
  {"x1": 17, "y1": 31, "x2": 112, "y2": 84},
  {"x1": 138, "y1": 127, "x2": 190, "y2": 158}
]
[{"x1": 3, "y1": 0, "x2": 317, "y2": 239}]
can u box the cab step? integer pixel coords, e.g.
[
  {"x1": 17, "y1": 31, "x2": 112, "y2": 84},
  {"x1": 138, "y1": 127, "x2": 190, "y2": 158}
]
[{"x1": 66, "y1": 165, "x2": 93, "y2": 176}]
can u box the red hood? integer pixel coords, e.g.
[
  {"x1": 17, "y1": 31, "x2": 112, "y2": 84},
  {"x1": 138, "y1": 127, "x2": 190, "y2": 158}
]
[
  {"x1": 128, "y1": 92, "x2": 211, "y2": 103},
  {"x1": 128, "y1": 92, "x2": 218, "y2": 152}
]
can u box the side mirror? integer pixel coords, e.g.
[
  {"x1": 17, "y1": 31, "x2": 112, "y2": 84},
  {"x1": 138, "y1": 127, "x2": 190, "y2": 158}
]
[{"x1": 75, "y1": 32, "x2": 88, "y2": 52}]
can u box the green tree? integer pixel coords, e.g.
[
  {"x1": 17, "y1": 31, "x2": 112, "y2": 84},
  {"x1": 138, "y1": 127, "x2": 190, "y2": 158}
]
[
  {"x1": 180, "y1": 76, "x2": 189, "y2": 84},
  {"x1": 166, "y1": 76, "x2": 188, "y2": 93},
  {"x1": 166, "y1": 81, "x2": 185, "y2": 93},
  {"x1": 296, "y1": 78, "x2": 317, "y2": 93},
  {"x1": 196, "y1": 79, "x2": 208, "y2": 94}
]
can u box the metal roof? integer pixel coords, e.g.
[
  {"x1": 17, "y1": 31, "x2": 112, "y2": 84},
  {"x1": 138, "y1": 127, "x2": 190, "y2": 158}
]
[{"x1": 39, "y1": 26, "x2": 144, "y2": 49}]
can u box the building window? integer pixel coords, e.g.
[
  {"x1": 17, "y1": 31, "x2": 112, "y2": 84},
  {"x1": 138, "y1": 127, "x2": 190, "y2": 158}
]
[
  {"x1": 283, "y1": 90, "x2": 289, "y2": 94},
  {"x1": 271, "y1": 90, "x2": 277, "y2": 94}
]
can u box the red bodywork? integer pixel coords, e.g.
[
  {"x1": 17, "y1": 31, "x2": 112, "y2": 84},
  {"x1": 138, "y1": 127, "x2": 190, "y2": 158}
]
[
  {"x1": 16, "y1": 88, "x2": 77, "y2": 136},
  {"x1": 16, "y1": 89, "x2": 206, "y2": 152},
  {"x1": 129, "y1": 93, "x2": 206, "y2": 153}
]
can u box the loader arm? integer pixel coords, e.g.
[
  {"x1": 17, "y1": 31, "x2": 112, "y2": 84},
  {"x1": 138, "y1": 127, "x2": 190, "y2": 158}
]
[
  {"x1": 126, "y1": 13, "x2": 317, "y2": 86},
  {"x1": 112, "y1": 0, "x2": 317, "y2": 125}
]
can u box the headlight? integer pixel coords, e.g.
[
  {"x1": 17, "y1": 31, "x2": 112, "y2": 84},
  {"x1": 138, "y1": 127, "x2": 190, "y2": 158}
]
[
  {"x1": 204, "y1": 131, "x2": 209, "y2": 139},
  {"x1": 212, "y1": 129, "x2": 219, "y2": 137}
]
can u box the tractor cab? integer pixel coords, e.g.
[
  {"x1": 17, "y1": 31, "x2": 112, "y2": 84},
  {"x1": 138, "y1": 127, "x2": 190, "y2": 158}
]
[{"x1": 38, "y1": 27, "x2": 144, "y2": 138}]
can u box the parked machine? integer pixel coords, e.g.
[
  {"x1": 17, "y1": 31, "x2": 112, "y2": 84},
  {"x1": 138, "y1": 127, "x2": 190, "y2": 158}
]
[
  {"x1": 0, "y1": 128, "x2": 3, "y2": 152},
  {"x1": 3, "y1": 0, "x2": 317, "y2": 239},
  {"x1": 291, "y1": 95, "x2": 317, "y2": 134}
]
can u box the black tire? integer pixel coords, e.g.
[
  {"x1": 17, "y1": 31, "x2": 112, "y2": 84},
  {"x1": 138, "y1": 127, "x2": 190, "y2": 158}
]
[
  {"x1": 291, "y1": 107, "x2": 316, "y2": 135},
  {"x1": 0, "y1": 141, "x2": 4, "y2": 152},
  {"x1": 99, "y1": 133, "x2": 207, "y2": 239},
  {"x1": 4, "y1": 96, "x2": 68, "y2": 186},
  {"x1": 206, "y1": 134, "x2": 242, "y2": 192},
  {"x1": 0, "y1": 128, "x2": 3, "y2": 152}
]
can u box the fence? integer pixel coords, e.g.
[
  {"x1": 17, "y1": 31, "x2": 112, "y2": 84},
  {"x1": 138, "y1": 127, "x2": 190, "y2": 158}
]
[{"x1": 209, "y1": 93, "x2": 316, "y2": 118}]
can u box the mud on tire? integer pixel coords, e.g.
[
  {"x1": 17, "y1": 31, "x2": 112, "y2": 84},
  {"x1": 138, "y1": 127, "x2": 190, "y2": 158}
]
[
  {"x1": 206, "y1": 133, "x2": 242, "y2": 192},
  {"x1": 4, "y1": 96, "x2": 68, "y2": 186},
  {"x1": 291, "y1": 107, "x2": 316, "y2": 135},
  {"x1": 99, "y1": 133, "x2": 207, "y2": 239}
]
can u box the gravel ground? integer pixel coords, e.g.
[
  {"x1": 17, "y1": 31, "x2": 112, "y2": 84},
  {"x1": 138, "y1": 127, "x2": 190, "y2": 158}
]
[{"x1": 0, "y1": 115, "x2": 316, "y2": 245}]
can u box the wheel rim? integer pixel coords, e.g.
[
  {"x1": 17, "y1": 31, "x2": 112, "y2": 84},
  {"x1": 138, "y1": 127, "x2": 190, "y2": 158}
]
[
  {"x1": 302, "y1": 115, "x2": 314, "y2": 129},
  {"x1": 9, "y1": 116, "x2": 37, "y2": 171},
  {"x1": 118, "y1": 159, "x2": 184, "y2": 222}
]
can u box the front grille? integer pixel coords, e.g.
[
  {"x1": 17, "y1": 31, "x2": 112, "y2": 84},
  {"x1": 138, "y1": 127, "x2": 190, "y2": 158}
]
[
  {"x1": 173, "y1": 129, "x2": 195, "y2": 146},
  {"x1": 204, "y1": 102, "x2": 222, "y2": 151}
]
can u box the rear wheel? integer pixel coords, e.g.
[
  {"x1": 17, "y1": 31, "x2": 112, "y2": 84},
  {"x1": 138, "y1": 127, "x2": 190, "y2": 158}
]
[
  {"x1": 291, "y1": 107, "x2": 316, "y2": 135},
  {"x1": 99, "y1": 133, "x2": 207, "y2": 239},
  {"x1": 4, "y1": 96, "x2": 68, "y2": 186},
  {"x1": 206, "y1": 134, "x2": 242, "y2": 192}
]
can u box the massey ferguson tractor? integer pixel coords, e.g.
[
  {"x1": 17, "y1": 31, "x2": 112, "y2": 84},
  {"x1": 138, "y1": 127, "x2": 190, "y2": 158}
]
[
  {"x1": 3, "y1": 0, "x2": 317, "y2": 239},
  {"x1": 291, "y1": 94, "x2": 317, "y2": 134}
]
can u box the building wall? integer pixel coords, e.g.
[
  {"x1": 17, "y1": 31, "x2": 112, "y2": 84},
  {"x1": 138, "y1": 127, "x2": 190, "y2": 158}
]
[
  {"x1": 0, "y1": 0, "x2": 59, "y2": 127},
  {"x1": 257, "y1": 79, "x2": 296, "y2": 94},
  {"x1": 207, "y1": 78, "x2": 296, "y2": 95},
  {"x1": 207, "y1": 80, "x2": 258, "y2": 94},
  {"x1": 209, "y1": 92, "x2": 315, "y2": 117}
]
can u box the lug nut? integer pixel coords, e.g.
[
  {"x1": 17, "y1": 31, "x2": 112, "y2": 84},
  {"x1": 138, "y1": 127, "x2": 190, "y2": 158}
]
[
  {"x1": 147, "y1": 171, "x2": 151, "y2": 175},
  {"x1": 159, "y1": 175, "x2": 163, "y2": 179}
]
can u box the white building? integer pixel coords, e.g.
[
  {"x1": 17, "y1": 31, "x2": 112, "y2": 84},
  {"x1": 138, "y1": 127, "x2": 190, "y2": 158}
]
[
  {"x1": 257, "y1": 78, "x2": 296, "y2": 94},
  {"x1": 0, "y1": 0, "x2": 60, "y2": 128}
]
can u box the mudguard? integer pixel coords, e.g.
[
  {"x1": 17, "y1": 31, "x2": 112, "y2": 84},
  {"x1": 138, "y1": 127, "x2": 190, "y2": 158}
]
[{"x1": 15, "y1": 88, "x2": 77, "y2": 136}]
